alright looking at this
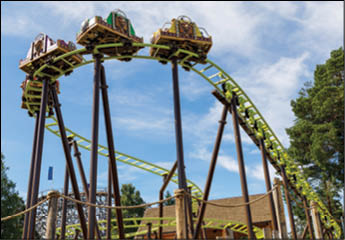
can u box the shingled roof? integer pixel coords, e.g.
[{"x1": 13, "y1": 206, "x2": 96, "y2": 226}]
[{"x1": 138, "y1": 193, "x2": 272, "y2": 234}]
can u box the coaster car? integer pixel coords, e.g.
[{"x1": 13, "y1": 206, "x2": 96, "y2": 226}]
[
  {"x1": 76, "y1": 9, "x2": 143, "y2": 61},
  {"x1": 19, "y1": 33, "x2": 82, "y2": 76},
  {"x1": 20, "y1": 75, "x2": 60, "y2": 117},
  {"x1": 150, "y1": 16, "x2": 212, "y2": 64}
]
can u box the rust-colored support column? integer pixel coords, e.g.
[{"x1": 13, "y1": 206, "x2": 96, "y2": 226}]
[
  {"x1": 100, "y1": 64, "x2": 125, "y2": 239},
  {"x1": 159, "y1": 161, "x2": 178, "y2": 239},
  {"x1": 301, "y1": 224, "x2": 308, "y2": 239},
  {"x1": 88, "y1": 54, "x2": 102, "y2": 239},
  {"x1": 22, "y1": 112, "x2": 39, "y2": 239},
  {"x1": 60, "y1": 164, "x2": 69, "y2": 240},
  {"x1": 280, "y1": 166, "x2": 297, "y2": 239},
  {"x1": 71, "y1": 140, "x2": 88, "y2": 195},
  {"x1": 303, "y1": 197, "x2": 315, "y2": 240},
  {"x1": 27, "y1": 77, "x2": 49, "y2": 239},
  {"x1": 230, "y1": 95, "x2": 255, "y2": 239},
  {"x1": 194, "y1": 104, "x2": 228, "y2": 239},
  {"x1": 107, "y1": 166, "x2": 112, "y2": 240},
  {"x1": 147, "y1": 222, "x2": 152, "y2": 240},
  {"x1": 259, "y1": 138, "x2": 278, "y2": 236},
  {"x1": 50, "y1": 84, "x2": 88, "y2": 238},
  {"x1": 70, "y1": 139, "x2": 101, "y2": 239},
  {"x1": 272, "y1": 178, "x2": 288, "y2": 238},
  {"x1": 171, "y1": 57, "x2": 192, "y2": 238}
]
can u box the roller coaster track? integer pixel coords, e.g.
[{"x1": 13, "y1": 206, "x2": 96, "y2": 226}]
[
  {"x1": 24, "y1": 42, "x2": 341, "y2": 239},
  {"x1": 44, "y1": 116, "x2": 203, "y2": 199},
  {"x1": 56, "y1": 217, "x2": 264, "y2": 239}
]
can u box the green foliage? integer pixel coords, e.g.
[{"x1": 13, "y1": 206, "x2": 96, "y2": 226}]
[
  {"x1": 286, "y1": 48, "x2": 344, "y2": 238},
  {"x1": 112, "y1": 183, "x2": 146, "y2": 236},
  {"x1": 163, "y1": 190, "x2": 175, "y2": 206},
  {"x1": 120, "y1": 183, "x2": 145, "y2": 219},
  {"x1": 1, "y1": 153, "x2": 25, "y2": 239}
]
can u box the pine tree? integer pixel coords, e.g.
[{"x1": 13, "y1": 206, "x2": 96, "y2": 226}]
[
  {"x1": 286, "y1": 48, "x2": 344, "y2": 237},
  {"x1": 120, "y1": 183, "x2": 146, "y2": 219},
  {"x1": 112, "y1": 183, "x2": 146, "y2": 236},
  {"x1": 1, "y1": 153, "x2": 25, "y2": 239},
  {"x1": 163, "y1": 190, "x2": 175, "y2": 206}
]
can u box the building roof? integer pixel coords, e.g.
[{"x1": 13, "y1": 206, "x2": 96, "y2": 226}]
[{"x1": 138, "y1": 193, "x2": 272, "y2": 234}]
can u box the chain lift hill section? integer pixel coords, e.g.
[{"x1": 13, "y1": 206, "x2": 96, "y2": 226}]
[{"x1": 17, "y1": 9, "x2": 341, "y2": 239}]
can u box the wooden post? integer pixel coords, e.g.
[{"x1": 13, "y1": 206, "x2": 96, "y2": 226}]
[
  {"x1": 175, "y1": 189, "x2": 185, "y2": 239},
  {"x1": 45, "y1": 191, "x2": 59, "y2": 240},
  {"x1": 273, "y1": 178, "x2": 288, "y2": 238},
  {"x1": 303, "y1": 197, "x2": 314, "y2": 239},
  {"x1": 310, "y1": 201, "x2": 322, "y2": 239}
]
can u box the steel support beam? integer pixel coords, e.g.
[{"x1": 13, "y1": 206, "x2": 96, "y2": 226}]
[
  {"x1": 230, "y1": 95, "x2": 255, "y2": 239},
  {"x1": 22, "y1": 112, "x2": 39, "y2": 239},
  {"x1": 159, "y1": 161, "x2": 178, "y2": 239},
  {"x1": 171, "y1": 58, "x2": 193, "y2": 238},
  {"x1": 50, "y1": 84, "x2": 88, "y2": 238},
  {"x1": 71, "y1": 140, "x2": 89, "y2": 196},
  {"x1": 303, "y1": 196, "x2": 315, "y2": 240},
  {"x1": 280, "y1": 166, "x2": 297, "y2": 240},
  {"x1": 259, "y1": 138, "x2": 279, "y2": 233},
  {"x1": 107, "y1": 166, "x2": 112, "y2": 240},
  {"x1": 212, "y1": 90, "x2": 307, "y2": 203},
  {"x1": 193, "y1": 104, "x2": 228, "y2": 239},
  {"x1": 60, "y1": 164, "x2": 69, "y2": 240},
  {"x1": 88, "y1": 54, "x2": 102, "y2": 239},
  {"x1": 100, "y1": 64, "x2": 125, "y2": 239},
  {"x1": 70, "y1": 139, "x2": 101, "y2": 239},
  {"x1": 27, "y1": 77, "x2": 49, "y2": 239}
]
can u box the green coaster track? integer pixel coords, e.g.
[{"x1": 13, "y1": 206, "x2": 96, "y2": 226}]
[
  {"x1": 56, "y1": 217, "x2": 264, "y2": 239},
  {"x1": 24, "y1": 42, "x2": 341, "y2": 239}
]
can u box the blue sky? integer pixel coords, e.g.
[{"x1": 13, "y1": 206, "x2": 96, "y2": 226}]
[{"x1": 1, "y1": 1, "x2": 343, "y2": 212}]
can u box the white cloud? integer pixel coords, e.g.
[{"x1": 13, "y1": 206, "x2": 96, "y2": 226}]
[
  {"x1": 297, "y1": 2, "x2": 343, "y2": 58},
  {"x1": 3, "y1": 1, "x2": 342, "y2": 61},
  {"x1": 113, "y1": 114, "x2": 173, "y2": 134},
  {"x1": 217, "y1": 155, "x2": 238, "y2": 173},
  {"x1": 99, "y1": 164, "x2": 146, "y2": 184},
  {"x1": 189, "y1": 144, "x2": 281, "y2": 183},
  {"x1": 247, "y1": 163, "x2": 277, "y2": 182},
  {"x1": 154, "y1": 161, "x2": 175, "y2": 170},
  {"x1": 2, "y1": 2, "x2": 264, "y2": 56},
  {"x1": 189, "y1": 147, "x2": 237, "y2": 173},
  {"x1": 180, "y1": 74, "x2": 209, "y2": 101},
  {"x1": 1, "y1": 14, "x2": 41, "y2": 37},
  {"x1": 233, "y1": 52, "x2": 310, "y2": 146},
  {"x1": 249, "y1": 149, "x2": 260, "y2": 155},
  {"x1": 256, "y1": 2, "x2": 300, "y2": 21}
]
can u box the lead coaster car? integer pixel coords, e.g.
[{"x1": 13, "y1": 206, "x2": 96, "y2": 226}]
[{"x1": 19, "y1": 33, "x2": 82, "y2": 76}]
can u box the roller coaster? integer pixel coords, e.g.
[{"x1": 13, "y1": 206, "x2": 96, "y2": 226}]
[{"x1": 18, "y1": 10, "x2": 341, "y2": 240}]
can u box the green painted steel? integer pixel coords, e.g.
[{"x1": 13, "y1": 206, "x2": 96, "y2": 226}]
[
  {"x1": 44, "y1": 116, "x2": 203, "y2": 198},
  {"x1": 55, "y1": 217, "x2": 264, "y2": 239},
  {"x1": 24, "y1": 42, "x2": 341, "y2": 239}
]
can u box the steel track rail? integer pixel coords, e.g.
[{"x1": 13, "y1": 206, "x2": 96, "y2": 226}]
[
  {"x1": 23, "y1": 42, "x2": 341, "y2": 238},
  {"x1": 55, "y1": 217, "x2": 264, "y2": 239}
]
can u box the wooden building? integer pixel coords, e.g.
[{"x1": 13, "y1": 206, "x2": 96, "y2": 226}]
[{"x1": 137, "y1": 193, "x2": 282, "y2": 239}]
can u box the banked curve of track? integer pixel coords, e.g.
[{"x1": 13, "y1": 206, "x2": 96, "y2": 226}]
[{"x1": 24, "y1": 42, "x2": 341, "y2": 238}]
